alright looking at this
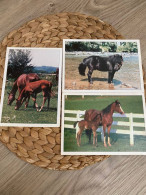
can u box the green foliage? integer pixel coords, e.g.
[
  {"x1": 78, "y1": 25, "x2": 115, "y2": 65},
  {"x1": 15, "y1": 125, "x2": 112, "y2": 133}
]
[
  {"x1": 65, "y1": 41, "x2": 102, "y2": 52},
  {"x1": 65, "y1": 41, "x2": 138, "y2": 53},
  {"x1": 117, "y1": 42, "x2": 138, "y2": 53},
  {"x1": 7, "y1": 49, "x2": 34, "y2": 79},
  {"x1": 38, "y1": 74, "x2": 58, "y2": 87}
]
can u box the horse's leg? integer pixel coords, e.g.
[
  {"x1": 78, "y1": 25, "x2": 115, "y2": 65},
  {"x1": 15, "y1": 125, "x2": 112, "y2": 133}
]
[
  {"x1": 107, "y1": 125, "x2": 112, "y2": 146},
  {"x1": 87, "y1": 67, "x2": 93, "y2": 84},
  {"x1": 18, "y1": 87, "x2": 21, "y2": 95},
  {"x1": 79, "y1": 133, "x2": 81, "y2": 146},
  {"x1": 85, "y1": 129, "x2": 92, "y2": 144},
  {"x1": 103, "y1": 125, "x2": 107, "y2": 147},
  {"x1": 79, "y1": 127, "x2": 83, "y2": 146},
  {"x1": 111, "y1": 71, "x2": 115, "y2": 83},
  {"x1": 92, "y1": 126, "x2": 97, "y2": 146},
  {"x1": 39, "y1": 90, "x2": 47, "y2": 112},
  {"x1": 33, "y1": 94, "x2": 37, "y2": 108},
  {"x1": 89, "y1": 129, "x2": 92, "y2": 144},
  {"x1": 77, "y1": 132, "x2": 81, "y2": 147},
  {"x1": 77, "y1": 133, "x2": 79, "y2": 146},
  {"x1": 47, "y1": 94, "x2": 51, "y2": 111},
  {"x1": 92, "y1": 130, "x2": 97, "y2": 146},
  {"x1": 108, "y1": 71, "x2": 113, "y2": 84},
  {"x1": 25, "y1": 95, "x2": 30, "y2": 110},
  {"x1": 39, "y1": 97, "x2": 47, "y2": 112},
  {"x1": 31, "y1": 97, "x2": 39, "y2": 111}
]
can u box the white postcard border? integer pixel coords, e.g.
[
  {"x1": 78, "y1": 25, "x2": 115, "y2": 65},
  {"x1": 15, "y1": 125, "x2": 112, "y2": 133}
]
[
  {"x1": 61, "y1": 93, "x2": 146, "y2": 155},
  {"x1": 0, "y1": 47, "x2": 62, "y2": 127},
  {"x1": 63, "y1": 39, "x2": 144, "y2": 93}
]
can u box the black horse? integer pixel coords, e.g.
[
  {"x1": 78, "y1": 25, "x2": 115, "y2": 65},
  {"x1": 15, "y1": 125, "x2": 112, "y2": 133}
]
[{"x1": 78, "y1": 54, "x2": 123, "y2": 84}]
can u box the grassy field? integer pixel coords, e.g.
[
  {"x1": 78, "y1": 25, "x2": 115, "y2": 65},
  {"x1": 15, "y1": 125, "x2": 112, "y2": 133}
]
[
  {"x1": 64, "y1": 95, "x2": 146, "y2": 152},
  {"x1": 1, "y1": 75, "x2": 58, "y2": 124}
]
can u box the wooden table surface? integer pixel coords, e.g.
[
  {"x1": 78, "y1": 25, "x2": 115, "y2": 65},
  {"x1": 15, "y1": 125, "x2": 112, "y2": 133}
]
[{"x1": 0, "y1": 1, "x2": 146, "y2": 194}]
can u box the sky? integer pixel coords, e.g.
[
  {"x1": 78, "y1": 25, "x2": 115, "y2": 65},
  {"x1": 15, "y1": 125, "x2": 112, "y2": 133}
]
[{"x1": 28, "y1": 48, "x2": 61, "y2": 67}]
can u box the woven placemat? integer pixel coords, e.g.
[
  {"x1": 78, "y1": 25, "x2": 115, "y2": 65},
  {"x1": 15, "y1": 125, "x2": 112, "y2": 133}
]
[{"x1": 0, "y1": 12, "x2": 143, "y2": 170}]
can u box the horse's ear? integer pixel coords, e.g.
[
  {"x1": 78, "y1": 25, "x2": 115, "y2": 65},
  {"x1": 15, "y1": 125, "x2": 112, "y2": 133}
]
[{"x1": 115, "y1": 100, "x2": 120, "y2": 104}]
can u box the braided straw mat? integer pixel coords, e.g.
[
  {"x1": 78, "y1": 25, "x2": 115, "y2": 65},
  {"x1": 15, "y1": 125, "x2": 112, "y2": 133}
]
[{"x1": 0, "y1": 12, "x2": 144, "y2": 171}]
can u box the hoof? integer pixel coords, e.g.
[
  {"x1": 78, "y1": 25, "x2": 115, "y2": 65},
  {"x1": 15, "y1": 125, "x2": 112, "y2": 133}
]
[
  {"x1": 108, "y1": 143, "x2": 111, "y2": 147},
  {"x1": 104, "y1": 143, "x2": 107, "y2": 147}
]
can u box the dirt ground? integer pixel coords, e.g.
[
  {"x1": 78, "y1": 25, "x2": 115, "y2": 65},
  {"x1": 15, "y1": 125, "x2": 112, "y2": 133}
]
[{"x1": 65, "y1": 56, "x2": 131, "y2": 90}]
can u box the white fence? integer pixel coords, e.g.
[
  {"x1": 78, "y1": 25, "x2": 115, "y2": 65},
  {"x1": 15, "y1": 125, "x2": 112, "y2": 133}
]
[{"x1": 64, "y1": 110, "x2": 146, "y2": 146}]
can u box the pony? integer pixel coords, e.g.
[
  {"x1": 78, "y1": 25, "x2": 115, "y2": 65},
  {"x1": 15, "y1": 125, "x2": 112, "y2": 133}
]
[
  {"x1": 84, "y1": 100, "x2": 124, "y2": 147},
  {"x1": 78, "y1": 54, "x2": 123, "y2": 84},
  {"x1": 8, "y1": 73, "x2": 40, "y2": 105},
  {"x1": 74, "y1": 113, "x2": 102, "y2": 147},
  {"x1": 15, "y1": 80, "x2": 53, "y2": 112}
]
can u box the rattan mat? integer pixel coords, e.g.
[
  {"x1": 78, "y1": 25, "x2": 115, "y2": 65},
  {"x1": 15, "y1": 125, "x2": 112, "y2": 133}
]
[{"x1": 0, "y1": 12, "x2": 144, "y2": 170}]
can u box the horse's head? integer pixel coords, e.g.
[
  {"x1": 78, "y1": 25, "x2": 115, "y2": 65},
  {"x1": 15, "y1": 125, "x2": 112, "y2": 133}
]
[
  {"x1": 113, "y1": 54, "x2": 123, "y2": 71},
  {"x1": 114, "y1": 100, "x2": 124, "y2": 115},
  {"x1": 7, "y1": 92, "x2": 15, "y2": 105},
  {"x1": 15, "y1": 99, "x2": 22, "y2": 110}
]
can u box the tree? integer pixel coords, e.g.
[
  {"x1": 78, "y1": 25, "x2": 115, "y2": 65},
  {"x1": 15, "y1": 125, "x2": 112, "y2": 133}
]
[{"x1": 7, "y1": 49, "x2": 34, "y2": 79}]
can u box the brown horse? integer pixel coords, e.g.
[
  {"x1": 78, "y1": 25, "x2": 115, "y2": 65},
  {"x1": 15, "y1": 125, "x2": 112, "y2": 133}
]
[
  {"x1": 8, "y1": 73, "x2": 40, "y2": 105},
  {"x1": 15, "y1": 80, "x2": 53, "y2": 112},
  {"x1": 74, "y1": 113, "x2": 102, "y2": 147},
  {"x1": 84, "y1": 100, "x2": 124, "y2": 147}
]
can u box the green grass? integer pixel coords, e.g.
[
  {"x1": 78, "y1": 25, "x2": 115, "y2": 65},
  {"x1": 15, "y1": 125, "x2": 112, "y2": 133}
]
[
  {"x1": 64, "y1": 95, "x2": 146, "y2": 152},
  {"x1": 64, "y1": 129, "x2": 146, "y2": 152},
  {"x1": 65, "y1": 95, "x2": 144, "y2": 113},
  {"x1": 1, "y1": 79, "x2": 58, "y2": 124}
]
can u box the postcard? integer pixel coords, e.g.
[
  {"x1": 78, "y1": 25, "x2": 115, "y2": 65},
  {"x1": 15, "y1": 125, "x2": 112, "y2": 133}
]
[
  {"x1": 63, "y1": 39, "x2": 144, "y2": 92},
  {"x1": 62, "y1": 39, "x2": 146, "y2": 155},
  {"x1": 61, "y1": 94, "x2": 146, "y2": 155},
  {"x1": 0, "y1": 47, "x2": 62, "y2": 127}
]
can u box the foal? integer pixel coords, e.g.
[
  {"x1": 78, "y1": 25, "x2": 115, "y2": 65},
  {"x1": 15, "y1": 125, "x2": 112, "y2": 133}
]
[
  {"x1": 15, "y1": 80, "x2": 53, "y2": 111},
  {"x1": 74, "y1": 113, "x2": 102, "y2": 147},
  {"x1": 8, "y1": 73, "x2": 40, "y2": 105},
  {"x1": 84, "y1": 100, "x2": 124, "y2": 147}
]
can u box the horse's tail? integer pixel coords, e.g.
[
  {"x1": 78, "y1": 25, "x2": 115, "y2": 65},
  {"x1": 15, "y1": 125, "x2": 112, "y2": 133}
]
[
  {"x1": 78, "y1": 62, "x2": 87, "y2": 76},
  {"x1": 10, "y1": 80, "x2": 18, "y2": 94},
  {"x1": 74, "y1": 121, "x2": 78, "y2": 128},
  {"x1": 74, "y1": 121, "x2": 79, "y2": 139}
]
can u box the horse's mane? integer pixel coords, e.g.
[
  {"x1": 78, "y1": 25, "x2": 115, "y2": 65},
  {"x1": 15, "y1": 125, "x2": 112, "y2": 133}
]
[{"x1": 102, "y1": 103, "x2": 113, "y2": 115}]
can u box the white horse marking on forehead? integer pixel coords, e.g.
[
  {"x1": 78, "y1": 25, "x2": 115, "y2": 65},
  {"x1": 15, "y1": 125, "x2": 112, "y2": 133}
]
[{"x1": 119, "y1": 105, "x2": 124, "y2": 113}]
